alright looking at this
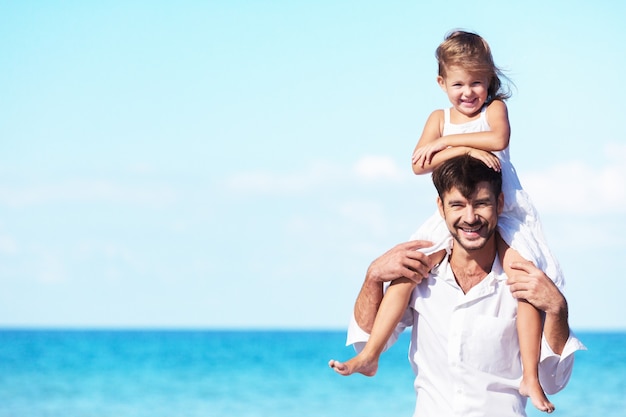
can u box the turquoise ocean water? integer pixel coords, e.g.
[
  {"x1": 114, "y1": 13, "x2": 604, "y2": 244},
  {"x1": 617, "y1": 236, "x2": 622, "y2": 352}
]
[{"x1": 0, "y1": 330, "x2": 624, "y2": 417}]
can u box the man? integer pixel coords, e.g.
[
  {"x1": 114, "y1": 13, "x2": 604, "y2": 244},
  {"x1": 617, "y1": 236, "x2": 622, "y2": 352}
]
[{"x1": 343, "y1": 155, "x2": 584, "y2": 416}]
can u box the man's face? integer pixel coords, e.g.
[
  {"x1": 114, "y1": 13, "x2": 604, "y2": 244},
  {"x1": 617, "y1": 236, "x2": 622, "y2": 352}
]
[{"x1": 437, "y1": 182, "x2": 503, "y2": 252}]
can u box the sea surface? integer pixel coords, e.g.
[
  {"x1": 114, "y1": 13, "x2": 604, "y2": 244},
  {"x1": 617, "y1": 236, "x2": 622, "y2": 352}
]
[{"x1": 0, "y1": 330, "x2": 624, "y2": 417}]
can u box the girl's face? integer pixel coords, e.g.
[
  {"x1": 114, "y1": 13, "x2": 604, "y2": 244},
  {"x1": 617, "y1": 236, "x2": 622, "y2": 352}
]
[{"x1": 437, "y1": 66, "x2": 490, "y2": 119}]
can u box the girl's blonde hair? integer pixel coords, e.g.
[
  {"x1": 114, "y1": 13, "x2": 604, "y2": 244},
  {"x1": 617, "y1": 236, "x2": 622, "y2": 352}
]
[{"x1": 436, "y1": 30, "x2": 512, "y2": 103}]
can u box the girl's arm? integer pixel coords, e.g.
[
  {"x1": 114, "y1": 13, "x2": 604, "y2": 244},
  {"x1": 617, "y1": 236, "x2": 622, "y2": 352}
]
[
  {"x1": 444, "y1": 100, "x2": 510, "y2": 150},
  {"x1": 412, "y1": 100, "x2": 510, "y2": 173},
  {"x1": 413, "y1": 146, "x2": 502, "y2": 174},
  {"x1": 410, "y1": 110, "x2": 444, "y2": 174},
  {"x1": 414, "y1": 109, "x2": 444, "y2": 147}
]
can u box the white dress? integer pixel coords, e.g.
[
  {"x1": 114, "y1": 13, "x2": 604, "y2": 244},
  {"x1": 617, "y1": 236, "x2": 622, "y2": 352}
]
[{"x1": 412, "y1": 106, "x2": 563, "y2": 287}]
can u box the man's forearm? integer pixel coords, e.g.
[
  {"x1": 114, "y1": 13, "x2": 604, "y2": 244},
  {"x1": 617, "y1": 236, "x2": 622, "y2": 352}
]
[
  {"x1": 351, "y1": 240, "x2": 433, "y2": 333},
  {"x1": 353, "y1": 277, "x2": 384, "y2": 333},
  {"x1": 543, "y1": 296, "x2": 570, "y2": 355}
]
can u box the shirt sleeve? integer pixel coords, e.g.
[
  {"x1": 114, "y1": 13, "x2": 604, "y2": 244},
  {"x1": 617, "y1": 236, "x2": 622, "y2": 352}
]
[
  {"x1": 538, "y1": 330, "x2": 587, "y2": 394},
  {"x1": 346, "y1": 305, "x2": 414, "y2": 352}
]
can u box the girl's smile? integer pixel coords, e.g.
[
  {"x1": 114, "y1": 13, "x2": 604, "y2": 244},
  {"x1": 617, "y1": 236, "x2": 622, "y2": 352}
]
[{"x1": 438, "y1": 66, "x2": 490, "y2": 120}]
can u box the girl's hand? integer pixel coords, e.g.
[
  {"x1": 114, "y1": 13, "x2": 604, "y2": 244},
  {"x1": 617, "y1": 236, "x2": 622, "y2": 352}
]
[
  {"x1": 467, "y1": 148, "x2": 501, "y2": 172},
  {"x1": 412, "y1": 139, "x2": 448, "y2": 168}
]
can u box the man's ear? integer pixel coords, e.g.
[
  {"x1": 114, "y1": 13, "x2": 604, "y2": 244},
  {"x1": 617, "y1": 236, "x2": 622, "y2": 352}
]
[
  {"x1": 437, "y1": 196, "x2": 445, "y2": 218},
  {"x1": 497, "y1": 192, "x2": 504, "y2": 216}
]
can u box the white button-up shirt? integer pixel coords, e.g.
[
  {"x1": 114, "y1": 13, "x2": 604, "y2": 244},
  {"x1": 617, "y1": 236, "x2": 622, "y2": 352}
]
[{"x1": 347, "y1": 254, "x2": 585, "y2": 417}]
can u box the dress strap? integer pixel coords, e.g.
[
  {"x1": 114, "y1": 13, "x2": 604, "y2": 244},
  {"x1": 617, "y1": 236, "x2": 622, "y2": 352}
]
[{"x1": 443, "y1": 107, "x2": 451, "y2": 124}]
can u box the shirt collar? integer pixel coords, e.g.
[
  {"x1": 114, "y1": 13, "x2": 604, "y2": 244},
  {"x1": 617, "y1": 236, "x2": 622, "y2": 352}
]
[{"x1": 436, "y1": 252, "x2": 506, "y2": 302}]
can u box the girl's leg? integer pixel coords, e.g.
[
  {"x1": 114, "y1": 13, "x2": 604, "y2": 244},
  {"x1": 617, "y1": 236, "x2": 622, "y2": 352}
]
[
  {"x1": 498, "y1": 237, "x2": 555, "y2": 413},
  {"x1": 517, "y1": 299, "x2": 554, "y2": 412},
  {"x1": 329, "y1": 278, "x2": 415, "y2": 376}
]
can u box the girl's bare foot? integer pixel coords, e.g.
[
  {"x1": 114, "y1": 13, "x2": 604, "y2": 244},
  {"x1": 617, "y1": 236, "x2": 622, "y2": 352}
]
[
  {"x1": 520, "y1": 377, "x2": 555, "y2": 413},
  {"x1": 328, "y1": 354, "x2": 379, "y2": 377}
]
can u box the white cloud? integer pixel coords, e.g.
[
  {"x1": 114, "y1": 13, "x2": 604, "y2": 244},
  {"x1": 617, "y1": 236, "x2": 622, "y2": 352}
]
[
  {"x1": 224, "y1": 155, "x2": 409, "y2": 194},
  {"x1": 521, "y1": 144, "x2": 626, "y2": 214},
  {"x1": 284, "y1": 215, "x2": 316, "y2": 235},
  {"x1": 0, "y1": 180, "x2": 177, "y2": 208},
  {"x1": 224, "y1": 160, "x2": 343, "y2": 193},
  {"x1": 37, "y1": 252, "x2": 68, "y2": 284},
  {"x1": 353, "y1": 155, "x2": 406, "y2": 181},
  {"x1": 0, "y1": 235, "x2": 18, "y2": 255},
  {"x1": 338, "y1": 200, "x2": 389, "y2": 235}
]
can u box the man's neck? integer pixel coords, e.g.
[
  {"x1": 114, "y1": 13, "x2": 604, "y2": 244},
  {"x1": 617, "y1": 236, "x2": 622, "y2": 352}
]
[{"x1": 449, "y1": 239, "x2": 497, "y2": 294}]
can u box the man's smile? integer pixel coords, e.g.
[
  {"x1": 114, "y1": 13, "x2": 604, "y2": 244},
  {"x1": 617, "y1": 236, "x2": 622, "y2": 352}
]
[{"x1": 458, "y1": 222, "x2": 485, "y2": 237}]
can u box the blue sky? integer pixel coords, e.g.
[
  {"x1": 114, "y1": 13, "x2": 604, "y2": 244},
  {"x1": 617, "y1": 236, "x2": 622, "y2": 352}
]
[{"x1": 1, "y1": 1, "x2": 624, "y2": 330}]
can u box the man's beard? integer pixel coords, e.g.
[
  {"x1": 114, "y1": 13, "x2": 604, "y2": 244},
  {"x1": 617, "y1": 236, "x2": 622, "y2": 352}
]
[{"x1": 449, "y1": 220, "x2": 497, "y2": 252}]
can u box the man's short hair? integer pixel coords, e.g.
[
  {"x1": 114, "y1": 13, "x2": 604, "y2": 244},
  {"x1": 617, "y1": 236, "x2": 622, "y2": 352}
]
[{"x1": 432, "y1": 154, "x2": 502, "y2": 199}]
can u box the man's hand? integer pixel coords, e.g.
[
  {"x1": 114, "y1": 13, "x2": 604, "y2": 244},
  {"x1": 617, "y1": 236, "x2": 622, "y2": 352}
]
[
  {"x1": 507, "y1": 260, "x2": 569, "y2": 354},
  {"x1": 354, "y1": 240, "x2": 437, "y2": 333},
  {"x1": 366, "y1": 240, "x2": 437, "y2": 286},
  {"x1": 506, "y1": 261, "x2": 566, "y2": 315}
]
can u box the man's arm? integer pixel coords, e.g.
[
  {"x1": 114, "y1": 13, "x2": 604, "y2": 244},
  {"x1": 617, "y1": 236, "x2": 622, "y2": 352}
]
[
  {"x1": 353, "y1": 241, "x2": 435, "y2": 332},
  {"x1": 353, "y1": 277, "x2": 384, "y2": 334},
  {"x1": 543, "y1": 297, "x2": 570, "y2": 356},
  {"x1": 507, "y1": 261, "x2": 569, "y2": 354},
  {"x1": 507, "y1": 260, "x2": 587, "y2": 395}
]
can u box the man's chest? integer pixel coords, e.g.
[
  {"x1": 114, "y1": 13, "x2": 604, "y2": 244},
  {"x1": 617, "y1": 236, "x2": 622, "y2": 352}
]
[
  {"x1": 411, "y1": 272, "x2": 520, "y2": 374},
  {"x1": 410, "y1": 267, "x2": 518, "y2": 340}
]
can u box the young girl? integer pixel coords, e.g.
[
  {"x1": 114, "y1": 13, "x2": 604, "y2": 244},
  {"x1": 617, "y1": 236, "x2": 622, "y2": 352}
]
[{"x1": 329, "y1": 31, "x2": 563, "y2": 414}]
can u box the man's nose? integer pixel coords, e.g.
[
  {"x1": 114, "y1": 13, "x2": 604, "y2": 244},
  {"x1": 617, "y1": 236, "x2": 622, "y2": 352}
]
[{"x1": 463, "y1": 206, "x2": 477, "y2": 222}]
